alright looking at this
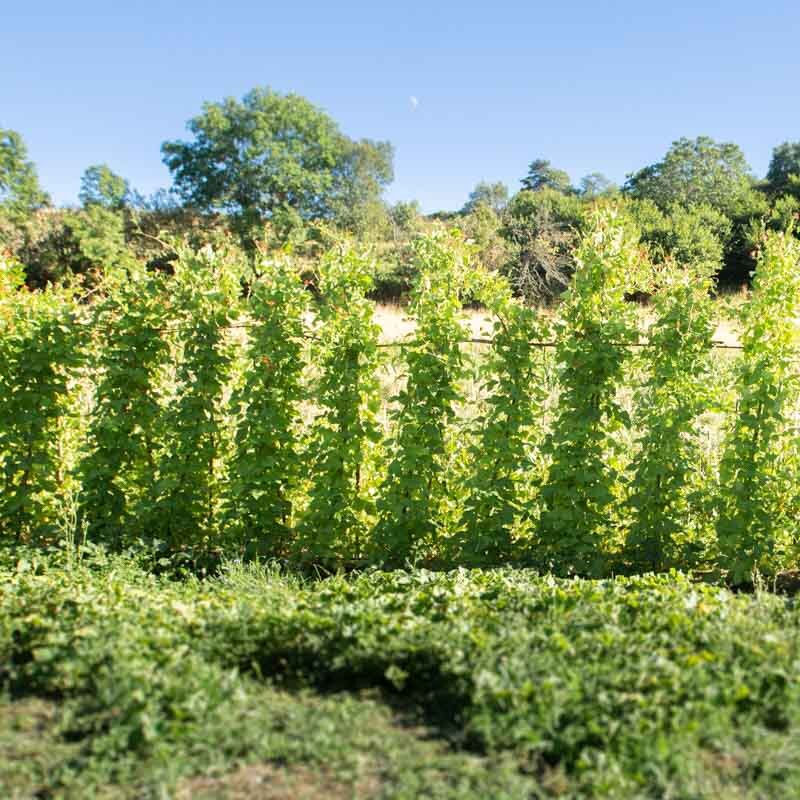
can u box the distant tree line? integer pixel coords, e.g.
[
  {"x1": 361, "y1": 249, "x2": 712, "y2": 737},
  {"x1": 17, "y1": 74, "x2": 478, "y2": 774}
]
[{"x1": 2, "y1": 88, "x2": 799, "y2": 296}]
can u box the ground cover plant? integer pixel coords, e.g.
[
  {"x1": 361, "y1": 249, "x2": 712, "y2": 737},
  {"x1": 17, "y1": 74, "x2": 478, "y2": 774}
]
[{"x1": 3, "y1": 549, "x2": 800, "y2": 798}]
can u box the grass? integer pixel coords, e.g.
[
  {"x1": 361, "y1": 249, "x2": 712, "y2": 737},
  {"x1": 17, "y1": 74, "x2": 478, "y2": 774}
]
[{"x1": 3, "y1": 546, "x2": 800, "y2": 798}]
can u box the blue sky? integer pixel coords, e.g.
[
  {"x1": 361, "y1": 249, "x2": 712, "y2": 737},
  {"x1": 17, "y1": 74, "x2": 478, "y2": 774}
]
[{"x1": 3, "y1": 1, "x2": 799, "y2": 212}]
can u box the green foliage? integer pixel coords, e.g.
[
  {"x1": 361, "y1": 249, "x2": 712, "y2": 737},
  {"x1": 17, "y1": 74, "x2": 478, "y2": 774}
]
[
  {"x1": 624, "y1": 136, "x2": 755, "y2": 218},
  {"x1": 456, "y1": 274, "x2": 550, "y2": 563},
  {"x1": 148, "y1": 246, "x2": 240, "y2": 556},
  {"x1": 79, "y1": 164, "x2": 130, "y2": 209},
  {"x1": 625, "y1": 259, "x2": 716, "y2": 570},
  {"x1": 66, "y1": 204, "x2": 134, "y2": 272},
  {"x1": 0, "y1": 128, "x2": 49, "y2": 222},
  {"x1": 0, "y1": 286, "x2": 82, "y2": 542},
  {"x1": 162, "y1": 86, "x2": 393, "y2": 243},
  {"x1": 501, "y1": 187, "x2": 586, "y2": 301},
  {"x1": 767, "y1": 141, "x2": 800, "y2": 197},
  {"x1": 578, "y1": 172, "x2": 617, "y2": 198},
  {"x1": 5, "y1": 554, "x2": 800, "y2": 797},
  {"x1": 536, "y1": 210, "x2": 643, "y2": 575},
  {"x1": 627, "y1": 198, "x2": 731, "y2": 273},
  {"x1": 298, "y1": 243, "x2": 383, "y2": 561},
  {"x1": 0, "y1": 250, "x2": 25, "y2": 294},
  {"x1": 79, "y1": 266, "x2": 170, "y2": 545},
  {"x1": 716, "y1": 230, "x2": 800, "y2": 582},
  {"x1": 373, "y1": 232, "x2": 476, "y2": 561},
  {"x1": 224, "y1": 255, "x2": 308, "y2": 557},
  {"x1": 520, "y1": 158, "x2": 572, "y2": 194},
  {"x1": 461, "y1": 180, "x2": 509, "y2": 214}
]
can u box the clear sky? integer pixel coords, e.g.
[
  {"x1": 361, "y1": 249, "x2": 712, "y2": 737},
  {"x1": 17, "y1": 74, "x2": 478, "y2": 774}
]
[{"x1": 3, "y1": 1, "x2": 799, "y2": 212}]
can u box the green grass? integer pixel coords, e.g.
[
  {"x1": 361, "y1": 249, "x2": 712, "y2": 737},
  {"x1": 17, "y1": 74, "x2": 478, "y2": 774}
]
[{"x1": 2, "y1": 546, "x2": 800, "y2": 798}]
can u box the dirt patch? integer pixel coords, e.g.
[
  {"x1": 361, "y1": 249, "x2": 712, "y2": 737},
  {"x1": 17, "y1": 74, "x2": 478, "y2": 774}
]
[{"x1": 177, "y1": 762, "x2": 381, "y2": 800}]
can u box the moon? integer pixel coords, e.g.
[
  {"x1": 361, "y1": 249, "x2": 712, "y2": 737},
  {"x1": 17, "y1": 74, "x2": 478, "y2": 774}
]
[{"x1": 409, "y1": 96, "x2": 419, "y2": 111}]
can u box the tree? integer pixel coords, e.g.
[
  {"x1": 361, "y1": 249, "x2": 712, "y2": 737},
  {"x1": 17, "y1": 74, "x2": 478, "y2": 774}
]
[
  {"x1": 161, "y1": 87, "x2": 393, "y2": 241},
  {"x1": 329, "y1": 138, "x2": 394, "y2": 233},
  {"x1": 579, "y1": 172, "x2": 617, "y2": 198},
  {"x1": 626, "y1": 198, "x2": 730, "y2": 274},
  {"x1": 624, "y1": 136, "x2": 754, "y2": 217},
  {"x1": 520, "y1": 159, "x2": 572, "y2": 194},
  {"x1": 501, "y1": 188, "x2": 585, "y2": 300},
  {"x1": 79, "y1": 164, "x2": 130, "y2": 209},
  {"x1": 0, "y1": 128, "x2": 49, "y2": 220},
  {"x1": 766, "y1": 141, "x2": 800, "y2": 197},
  {"x1": 461, "y1": 180, "x2": 509, "y2": 214}
]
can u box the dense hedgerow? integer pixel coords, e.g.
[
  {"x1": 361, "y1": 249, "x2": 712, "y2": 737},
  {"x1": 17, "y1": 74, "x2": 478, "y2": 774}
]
[{"x1": 1, "y1": 214, "x2": 800, "y2": 577}]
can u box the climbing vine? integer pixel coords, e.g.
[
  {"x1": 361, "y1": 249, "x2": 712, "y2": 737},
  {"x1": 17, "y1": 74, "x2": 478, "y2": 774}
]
[
  {"x1": 79, "y1": 266, "x2": 170, "y2": 545},
  {"x1": 297, "y1": 242, "x2": 383, "y2": 562},
  {"x1": 716, "y1": 230, "x2": 800, "y2": 582},
  {"x1": 0, "y1": 270, "x2": 83, "y2": 542},
  {"x1": 456, "y1": 273, "x2": 550, "y2": 563},
  {"x1": 372, "y1": 231, "x2": 476, "y2": 562},
  {"x1": 148, "y1": 246, "x2": 240, "y2": 560},
  {"x1": 536, "y1": 210, "x2": 644, "y2": 576},
  {"x1": 225, "y1": 254, "x2": 308, "y2": 557},
  {"x1": 624, "y1": 258, "x2": 716, "y2": 571}
]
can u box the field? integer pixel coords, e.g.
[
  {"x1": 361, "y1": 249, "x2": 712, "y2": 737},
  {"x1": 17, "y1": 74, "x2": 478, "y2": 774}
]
[{"x1": 4, "y1": 548, "x2": 800, "y2": 799}]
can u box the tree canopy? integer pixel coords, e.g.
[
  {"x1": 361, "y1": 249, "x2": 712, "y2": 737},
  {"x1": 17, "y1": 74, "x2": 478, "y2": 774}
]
[
  {"x1": 79, "y1": 164, "x2": 130, "y2": 209},
  {"x1": 520, "y1": 159, "x2": 572, "y2": 194},
  {"x1": 161, "y1": 87, "x2": 393, "y2": 240},
  {"x1": 0, "y1": 128, "x2": 49, "y2": 220},
  {"x1": 624, "y1": 136, "x2": 754, "y2": 216},
  {"x1": 461, "y1": 181, "x2": 509, "y2": 214},
  {"x1": 766, "y1": 141, "x2": 800, "y2": 197},
  {"x1": 579, "y1": 172, "x2": 617, "y2": 198}
]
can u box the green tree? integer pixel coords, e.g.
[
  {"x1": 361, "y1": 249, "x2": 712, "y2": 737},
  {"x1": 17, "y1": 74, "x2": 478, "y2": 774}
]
[
  {"x1": 501, "y1": 188, "x2": 586, "y2": 300},
  {"x1": 79, "y1": 164, "x2": 130, "y2": 209},
  {"x1": 624, "y1": 136, "x2": 754, "y2": 217},
  {"x1": 328, "y1": 139, "x2": 395, "y2": 235},
  {"x1": 520, "y1": 159, "x2": 572, "y2": 194},
  {"x1": 766, "y1": 141, "x2": 800, "y2": 198},
  {"x1": 627, "y1": 198, "x2": 730, "y2": 273},
  {"x1": 161, "y1": 87, "x2": 393, "y2": 242},
  {"x1": 461, "y1": 180, "x2": 509, "y2": 214},
  {"x1": 0, "y1": 128, "x2": 49, "y2": 221},
  {"x1": 579, "y1": 172, "x2": 617, "y2": 198}
]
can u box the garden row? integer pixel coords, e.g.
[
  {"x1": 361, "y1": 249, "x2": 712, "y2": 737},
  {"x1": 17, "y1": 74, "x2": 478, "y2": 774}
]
[{"x1": 1, "y1": 210, "x2": 800, "y2": 579}]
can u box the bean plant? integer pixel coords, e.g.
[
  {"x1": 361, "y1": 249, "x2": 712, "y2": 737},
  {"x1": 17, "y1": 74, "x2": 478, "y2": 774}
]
[
  {"x1": 148, "y1": 246, "x2": 240, "y2": 558},
  {"x1": 536, "y1": 210, "x2": 643, "y2": 576},
  {"x1": 0, "y1": 275, "x2": 83, "y2": 542},
  {"x1": 297, "y1": 243, "x2": 383, "y2": 562},
  {"x1": 716, "y1": 230, "x2": 800, "y2": 582},
  {"x1": 455, "y1": 273, "x2": 550, "y2": 563},
  {"x1": 372, "y1": 231, "x2": 476, "y2": 562},
  {"x1": 224, "y1": 255, "x2": 308, "y2": 557},
  {"x1": 624, "y1": 259, "x2": 716, "y2": 571},
  {"x1": 79, "y1": 266, "x2": 170, "y2": 546}
]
